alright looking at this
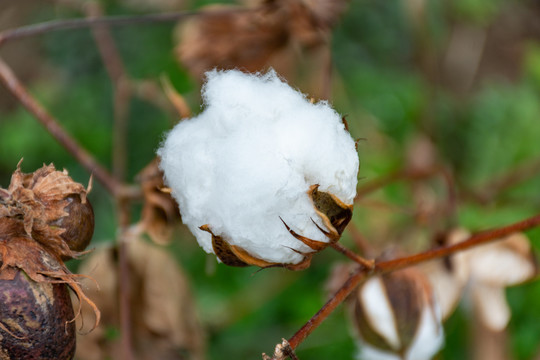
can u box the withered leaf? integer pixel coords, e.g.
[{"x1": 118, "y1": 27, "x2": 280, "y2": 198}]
[
  {"x1": 75, "y1": 237, "x2": 205, "y2": 360},
  {"x1": 137, "y1": 159, "x2": 180, "y2": 245}
]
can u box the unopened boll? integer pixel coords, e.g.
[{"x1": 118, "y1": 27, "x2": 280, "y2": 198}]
[{"x1": 158, "y1": 70, "x2": 359, "y2": 268}]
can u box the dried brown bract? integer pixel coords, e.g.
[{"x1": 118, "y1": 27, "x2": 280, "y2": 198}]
[{"x1": 136, "y1": 159, "x2": 180, "y2": 245}]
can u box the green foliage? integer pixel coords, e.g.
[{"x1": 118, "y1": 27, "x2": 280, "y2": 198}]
[{"x1": 1, "y1": 0, "x2": 540, "y2": 359}]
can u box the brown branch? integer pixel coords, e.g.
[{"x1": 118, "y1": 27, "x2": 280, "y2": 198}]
[
  {"x1": 0, "y1": 56, "x2": 120, "y2": 195},
  {"x1": 82, "y1": 3, "x2": 134, "y2": 359},
  {"x1": 0, "y1": 7, "x2": 254, "y2": 48},
  {"x1": 117, "y1": 203, "x2": 134, "y2": 360},
  {"x1": 375, "y1": 212, "x2": 540, "y2": 273},
  {"x1": 330, "y1": 242, "x2": 374, "y2": 269},
  {"x1": 84, "y1": 2, "x2": 131, "y2": 183},
  {"x1": 287, "y1": 264, "x2": 369, "y2": 350},
  {"x1": 275, "y1": 211, "x2": 540, "y2": 356}
]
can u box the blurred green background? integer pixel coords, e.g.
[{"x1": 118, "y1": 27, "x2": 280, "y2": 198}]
[{"x1": 1, "y1": 0, "x2": 540, "y2": 359}]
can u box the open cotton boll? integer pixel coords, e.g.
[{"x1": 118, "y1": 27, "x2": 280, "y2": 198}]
[
  {"x1": 158, "y1": 69, "x2": 359, "y2": 267},
  {"x1": 352, "y1": 269, "x2": 444, "y2": 360}
]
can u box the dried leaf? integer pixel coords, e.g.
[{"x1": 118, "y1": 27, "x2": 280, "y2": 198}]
[
  {"x1": 136, "y1": 159, "x2": 180, "y2": 245},
  {"x1": 160, "y1": 75, "x2": 192, "y2": 119},
  {"x1": 75, "y1": 238, "x2": 205, "y2": 360}
]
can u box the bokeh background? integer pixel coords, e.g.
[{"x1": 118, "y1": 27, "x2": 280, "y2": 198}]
[{"x1": 1, "y1": 0, "x2": 540, "y2": 359}]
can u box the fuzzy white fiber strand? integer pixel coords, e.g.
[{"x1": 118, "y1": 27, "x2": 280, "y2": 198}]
[{"x1": 158, "y1": 70, "x2": 359, "y2": 264}]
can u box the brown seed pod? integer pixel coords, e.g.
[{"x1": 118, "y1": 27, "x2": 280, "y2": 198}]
[
  {"x1": 0, "y1": 164, "x2": 101, "y2": 359},
  {"x1": 0, "y1": 270, "x2": 76, "y2": 360},
  {"x1": 49, "y1": 194, "x2": 95, "y2": 254},
  {"x1": 1, "y1": 163, "x2": 94, "y2": 259}
]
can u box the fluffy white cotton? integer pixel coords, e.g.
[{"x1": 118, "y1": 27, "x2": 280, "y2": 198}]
[
  {"x1": 360, "y1": 277, "x2": 400, "y2": 349},
  {"x1": 158, "y1": 69, "x2": 359, "y2": 264}
]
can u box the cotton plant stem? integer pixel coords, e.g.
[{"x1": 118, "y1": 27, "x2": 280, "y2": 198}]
[
  {"x1": 117, "y1": 202, "x2": 134, "y2": 360},
  {"x1": 84, "y1": 2, "x2": 132, "y2": 184},
  {"x1": 0, "y1": 7, "x2": 255, "y2": 48},
  {"x1": 375, "y1": 212, "x2": 540, "y2": 273},
  {"x1": 0, "y1": 56, "x2": 121, "y2": 195},
  {"x1": 84, "y1": 4, "x2": 134, "y2": 359},
  {"x1": 276, "y1": 211, "x2": 540, "y2": 357},
  {"x1": 330, "y1": 242, "x2": 374, "y2": 269},
  {"x1": 287, "y1": 264, "x2": 369, "y2": 350}
]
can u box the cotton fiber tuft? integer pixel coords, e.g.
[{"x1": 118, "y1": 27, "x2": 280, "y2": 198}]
[{"x1": 158, "y1": 69, "x2": 359, "y2": 266}]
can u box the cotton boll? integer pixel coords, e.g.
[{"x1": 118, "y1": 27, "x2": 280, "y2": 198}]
[
  {"x1": 158, "y1": 69, "x2": 358, "y2": 268},
  {"x1": 352, "y1": 268, "x2": 444, "y2": 360}
]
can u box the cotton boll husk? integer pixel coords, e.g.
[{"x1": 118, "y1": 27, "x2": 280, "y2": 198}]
[
  {"x1": 353, "y1": 268, "x2": 444, "y2": 360},
  {"x1": 356, "y1": 303, "x2": 444, "y2": 360},
  {"x1": 359, "y1": 277, "x2": 401, "y2": 350},
  {"x1": 158, "y1": 69, "x2": 359, "y2": 265}
]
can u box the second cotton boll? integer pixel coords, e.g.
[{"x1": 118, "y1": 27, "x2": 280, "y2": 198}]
[{"x1": 158, "y1": 69, "x2": 359, "y2": 268}]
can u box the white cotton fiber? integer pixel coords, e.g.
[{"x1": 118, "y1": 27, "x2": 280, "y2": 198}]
[{"x1": 158, "y1": 69, "x2": 359, "y2": 265}]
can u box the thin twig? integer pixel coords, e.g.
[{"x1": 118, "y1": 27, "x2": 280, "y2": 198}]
[
  {"x1": 346, "y1": 222, "x2": 373, "y2": 257},
  {"x1": 286, "y1": 265, "x2": 369, "y2": 350},
  {"x1": 375, "y1": 212, "x2": 540, "y2": 273},
  {"x1": 280, "y1": 211, "x2": 540, "y2": 353},
  {"x1": 0, "y1": 7, "x2": 254, "y2": 47},
  {"x1": 330, "y1": 242, "x2": 374, "y2": 269},
  {"x1": 0, "y1": 56, "x2": 120, "y2": 195},
  {"x1": 84, "y1": 3, "x2": 134, "y2": 359},
  {"x1": 85, "y1": 3, "x2": 131, "y2": 183},
  {"x1": 117, "y1": 203, "x2": 134, "y2": 360}
]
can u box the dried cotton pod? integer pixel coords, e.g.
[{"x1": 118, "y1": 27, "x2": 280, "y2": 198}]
[
  {"x1": 0, "y1": 269, "x2": 75, "y2": 360},
  {"x1": 0, "y1": 164, "x2": 100, "y2": 359},
  {"x1": 0, "y1": 163, "x2": 94, "y2": 259},
  {"x1": 158, "y1": 70, "x2": 359, "y2": 270},
  {"x1": 352, "y1": 267, "x2": 444, "y2": 360},
  {"x1": 175, "y1": 0, "x2": 350, "y2": 79}
]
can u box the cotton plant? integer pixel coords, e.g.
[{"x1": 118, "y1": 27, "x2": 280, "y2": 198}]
[{"x1": 158, "y1": 69, "x2": 359, "y2": 270}]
